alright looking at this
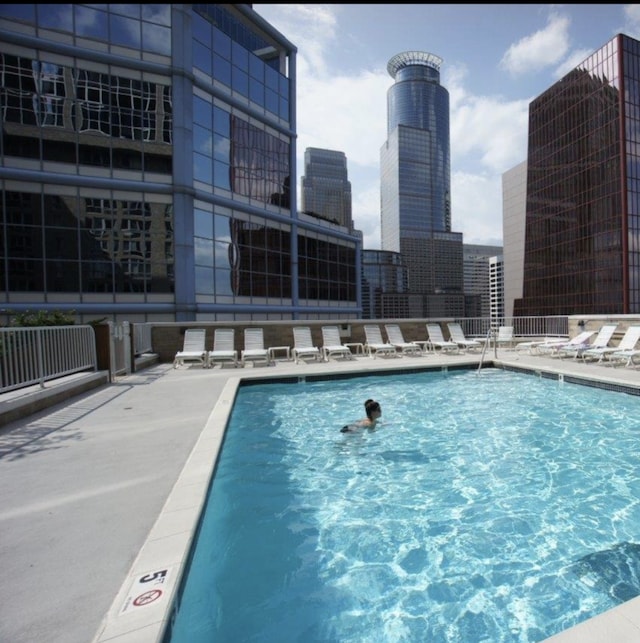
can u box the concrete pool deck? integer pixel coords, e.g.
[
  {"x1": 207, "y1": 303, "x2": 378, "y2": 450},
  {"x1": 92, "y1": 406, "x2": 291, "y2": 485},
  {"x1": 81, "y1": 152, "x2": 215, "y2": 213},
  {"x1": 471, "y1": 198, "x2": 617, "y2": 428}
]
[{"x1": 3, "y1": 348, "x2": 640, "y2": 643}]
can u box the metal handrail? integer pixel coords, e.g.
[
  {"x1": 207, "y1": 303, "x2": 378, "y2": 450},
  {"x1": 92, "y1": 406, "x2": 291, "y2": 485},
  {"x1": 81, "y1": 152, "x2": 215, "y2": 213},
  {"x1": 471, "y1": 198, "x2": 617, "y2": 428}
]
[{"x1": 476, "y1": 328, "x2": 493, "y2": 375}]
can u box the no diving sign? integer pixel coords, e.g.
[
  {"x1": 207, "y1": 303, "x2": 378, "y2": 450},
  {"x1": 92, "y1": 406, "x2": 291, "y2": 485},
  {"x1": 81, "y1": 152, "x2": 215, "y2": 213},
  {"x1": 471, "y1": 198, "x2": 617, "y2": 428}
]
[{"x1": 120, "y1": 567, "x2": 173, "y2": 615}]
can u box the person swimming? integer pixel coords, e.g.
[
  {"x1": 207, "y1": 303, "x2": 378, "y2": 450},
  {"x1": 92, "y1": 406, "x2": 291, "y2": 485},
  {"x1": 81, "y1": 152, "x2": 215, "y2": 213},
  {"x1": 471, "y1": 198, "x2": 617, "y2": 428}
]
[{"x1": 340, "y1": 398, "x2": 382, "y2": 433}]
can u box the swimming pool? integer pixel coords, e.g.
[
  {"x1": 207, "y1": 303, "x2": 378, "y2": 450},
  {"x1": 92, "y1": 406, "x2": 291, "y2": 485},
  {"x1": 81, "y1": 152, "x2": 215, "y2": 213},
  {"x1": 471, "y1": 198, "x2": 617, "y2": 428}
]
[{"x1": 166, "y1": 367, "x2": 640, "y2": 643}]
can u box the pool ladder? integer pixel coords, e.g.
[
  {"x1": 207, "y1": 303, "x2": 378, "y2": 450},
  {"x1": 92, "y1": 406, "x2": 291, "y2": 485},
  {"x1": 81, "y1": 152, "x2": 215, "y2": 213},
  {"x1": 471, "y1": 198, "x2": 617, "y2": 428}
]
[{"x1": 476, "y1": 328, "x2": 494, "y2": 374}]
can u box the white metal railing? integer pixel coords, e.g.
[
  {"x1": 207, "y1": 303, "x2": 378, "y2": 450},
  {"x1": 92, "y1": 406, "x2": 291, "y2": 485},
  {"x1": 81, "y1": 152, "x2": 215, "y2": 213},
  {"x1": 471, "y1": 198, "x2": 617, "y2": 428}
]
[
  {"x1": 458, "y1": 316, "x2": 568, "y2": 339},
  {"x1": 133, "y1": 323, "x2": 153, "y2": 356},
  {"x1": 0, "y1": 325, "x2": 97, "y2": 394}
]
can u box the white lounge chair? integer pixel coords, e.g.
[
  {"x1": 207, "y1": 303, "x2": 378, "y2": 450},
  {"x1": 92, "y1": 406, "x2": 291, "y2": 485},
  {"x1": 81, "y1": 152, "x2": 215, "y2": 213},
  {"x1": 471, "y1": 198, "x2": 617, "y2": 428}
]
[
  {"x1": 515, "y1": 336, "x2": 567, "y2": 354},
  {"x1": 384, "y1": 324, "x2": 423, "y2": 356},
  {"x1": 557, "y1": 323, "x2": 617, "y2": 359},
  {"x1": 582, "y1": 325, "x2": 640, "y2": 364},
  {"x1": 446, "y1": 322, "x2": 482, "y2": 352},
  {"x1": 321, "y1": 326, "x2": 354, "y2": 362},
  {"x1": 241, "y1": 327, "x2": 273, "y2": 367},
  {"x1": 425, "y1": 323, "x2": 459, "y2": 353},
  {"x1": 495, "y1": 326, "x2": 514, "y2": 349},
  {"x1": 291, "y1": 327, "x2": 322, "y2": 364},
  {"x1": 364, "y1": 324, "x2": 398, "y2": 358},
  {"x1": 173, "y1": 328, "x2": 208, "y2": 368},
  {"x1": 535, "y1": 330, "x2": 596, "y2": 357},
  {"x1": 208, "y1": 328, "x2": 239, "y2": 368},
  {"x1": 605, "y1": 326, "x2": 640, "y2": 367}
]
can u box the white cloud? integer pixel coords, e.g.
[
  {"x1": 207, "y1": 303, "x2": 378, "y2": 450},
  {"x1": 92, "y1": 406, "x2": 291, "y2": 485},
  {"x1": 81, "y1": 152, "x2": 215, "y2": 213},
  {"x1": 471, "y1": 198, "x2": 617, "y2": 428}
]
[
  {"x1": 450, "y1": 96, "x2": 530, "y2": 174},
  {"x1": 451, "y1": 172, "x2": 503, "y2": 245},
  {"x1": 500, "y1": 13, "x2": 571, "y2": 75},
  {"x1": 552, "y1": 47, "x2": 594, "y2": 79}
]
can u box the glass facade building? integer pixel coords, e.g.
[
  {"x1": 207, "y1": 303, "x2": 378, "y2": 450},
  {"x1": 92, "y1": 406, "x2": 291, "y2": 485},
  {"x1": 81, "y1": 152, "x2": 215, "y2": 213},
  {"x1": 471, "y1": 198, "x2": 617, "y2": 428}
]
[
  {"x1": 361, "y1": 249, "x2": 408, "y2": 319},
  {"x1": 380, "y1": 51, "x2": 463, "y2": 316},
  {"x1": 514, "y1": 33, "x2": 640, "y2": 316},
  {"x1": 301, "y1": 147, "x2": 353, "y2": 229},
  {"x1": 0, "y1": 4, "x2": 360, "y2": 323}
]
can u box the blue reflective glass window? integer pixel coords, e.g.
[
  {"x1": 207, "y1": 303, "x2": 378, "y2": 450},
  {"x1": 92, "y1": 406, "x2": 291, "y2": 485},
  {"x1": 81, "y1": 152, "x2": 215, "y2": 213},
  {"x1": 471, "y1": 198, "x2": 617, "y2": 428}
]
[
  {"x1": 214, "y1": 240, "x2": 230, "y2": 269},
  {"x1": 215, "y1": 268, "x2": 232, "y2": 295},
  {"x1": 194, "y1": 208, "x2": 213, "y2": 238},
  {"x1": 265, "y1": 88, "x2": 278, "y2": 115},
  {"x1": 214, "y1": 160, "x2": 230, "y2": 190},
  {"x1": 110, "y1": 5, "x2": 139, "y2": 18},
  {"x1": 213, "y1": 106, "x2": 229, "y2": 137},
  {"x1": 110, "y1": 14, "x2": 141, "y2": 49},
  {"x1": 195, "y1": 237, "x2": 214, "y2": 267},
  {"x1": 143, "y1": 23, "x2": 171, "y2": 55},
  {"x1": 249, "y1": 54, "x2": 263, "y2": 82},
  {"x1": 213, "y1": 54, "x2": 231, "y2": 87},
  {"x1": 213, "y1": 132, "x2": 230, "y2": 162},
  {"x1": 212, "y1": 27, "x2": 231, "y2": 60},
  {"x1": 0, "y1": 4, "x2": 35, "y2": 21},
  {"x1": 194, "y1": 153, "x2": 212, "y2": 183},
  {"x1": 214, "y1": 214, "x2": 231, "y2": 241},
  {"x1": 195, "y1": 266, "x2": 214, "y2": 294},
  {"x1": 232, "y1": 67, "x2": 248, "y2": 97},
  {"x1": 193, "y1": 14, "x2": 211, "y2": 46},
  {"x1": 249, "y1": 78, "x2": 264, "y2": 106},
  {"x1": 142, "y1": 4, "x2": 170, "y2": 26},
  {"x1": 279, "y1": 95, "x2": 289, "y2": 120},
  {"x1": 231, "y1": 41, "x2": 248, "y2": 72},
  {"x1": 194, "y1": 41, "x2": 212, "y2": 74},
  {"x1": 193, "y1": 124, "x2": 212, "y2": 155},
  {"x1": 74, "y1": 5, "x2": 107, "y2": 39},
  {"x1": 265, "y1": 66, "x2": 279, "y2": 92},
  {"x1": 38, "y1": 4, "x2": 73, "y2": 31},
  {"x1": 193, "y1": 96, "x2": 211, "y2": 127},
  {"x1": 279, "y1": 73, "x2": 289, "y2": 96}
]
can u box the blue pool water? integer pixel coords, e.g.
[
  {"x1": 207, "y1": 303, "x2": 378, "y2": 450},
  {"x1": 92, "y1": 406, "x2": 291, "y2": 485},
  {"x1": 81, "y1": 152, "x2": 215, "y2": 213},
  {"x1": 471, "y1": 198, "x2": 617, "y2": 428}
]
[{"x1": 168, "y1": 368, "x2": 640, "y2": 643}]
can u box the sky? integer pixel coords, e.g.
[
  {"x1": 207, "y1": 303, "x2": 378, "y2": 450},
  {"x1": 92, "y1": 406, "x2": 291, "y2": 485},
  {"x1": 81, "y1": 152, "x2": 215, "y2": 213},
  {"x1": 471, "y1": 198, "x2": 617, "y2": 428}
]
[{"x1": 252, "y1": 4, "x2": 640, "y2": 250}]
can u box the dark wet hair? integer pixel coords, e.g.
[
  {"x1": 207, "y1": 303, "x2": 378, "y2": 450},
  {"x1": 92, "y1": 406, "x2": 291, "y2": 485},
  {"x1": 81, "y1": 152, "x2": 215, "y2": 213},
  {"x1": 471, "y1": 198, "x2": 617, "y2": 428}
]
[{"x1": 364, "y1": 399, "x2": 380, "y2": 419}]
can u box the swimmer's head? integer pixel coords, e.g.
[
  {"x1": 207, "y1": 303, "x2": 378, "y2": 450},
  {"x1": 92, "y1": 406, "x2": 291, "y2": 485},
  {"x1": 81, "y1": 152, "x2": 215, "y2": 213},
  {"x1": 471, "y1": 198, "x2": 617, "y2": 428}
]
[{"x1": 365, "y1": 399, "x2": 381, "y2": 419}]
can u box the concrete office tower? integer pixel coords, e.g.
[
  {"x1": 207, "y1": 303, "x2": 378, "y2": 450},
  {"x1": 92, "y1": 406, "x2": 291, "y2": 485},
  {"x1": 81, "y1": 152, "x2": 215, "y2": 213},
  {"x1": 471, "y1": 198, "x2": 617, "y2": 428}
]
[
  {"x1": 515, "y1": 33, "x2": 640, "y2": 315},
  {"x1": 380, "y1": 51, "x2": 464, "y2": 317},
  {"x1": 502, "y1": 160, "x2": 527, "y2": 319},
  {"x1": 301, "y1": 148, "x2": 353, "y2": 229},
  {"x1": 463, "y1": 244, "x2": 503, "y2": 318}
]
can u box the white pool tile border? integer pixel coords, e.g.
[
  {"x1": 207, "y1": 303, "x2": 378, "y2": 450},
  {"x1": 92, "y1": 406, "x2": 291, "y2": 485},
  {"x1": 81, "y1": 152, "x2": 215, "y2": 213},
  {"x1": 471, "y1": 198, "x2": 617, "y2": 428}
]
[
  {"x1": 92, "y1": 377, "x2": 240, "y2": 643},
  {"x1": 91, "y1": 361, "x2": 640, "y2": 643}
]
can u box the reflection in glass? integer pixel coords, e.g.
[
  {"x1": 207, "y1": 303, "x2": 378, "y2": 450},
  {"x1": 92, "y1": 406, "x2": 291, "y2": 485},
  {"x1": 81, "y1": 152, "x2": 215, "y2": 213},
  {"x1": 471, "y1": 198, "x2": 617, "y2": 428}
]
[
  {"x1": 110, "y1": 14, "x2": 141, "y2": 49},
  {"x1": 143, "y1": 23, "x2": 171, "y2": 55},
  {"x1": 38, "y1": 4, "x2": 73, "y2": 31},
  {"x1": 75, "y1": 5, "x2": 107, "y2": 39}
]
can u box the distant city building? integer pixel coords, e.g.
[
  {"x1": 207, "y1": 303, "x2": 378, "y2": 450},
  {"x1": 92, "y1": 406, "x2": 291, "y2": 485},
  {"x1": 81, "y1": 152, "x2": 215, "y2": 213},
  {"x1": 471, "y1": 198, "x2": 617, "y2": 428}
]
[
  {"x1": 463, "y1": 244, "x2": 503, "y2": 318},
  {"x1": 301, "y1": 147, "x2": 353, "y2": 229},
  {"x1": 0, "y1": 4, "x2": 361, "y2": 323},
  {"x1": 514, "y1": 33, "x2": 640, "y2": 315},
  {"x1": 489, "y1": 255, "x2": 504, "y2": 321},
  {"x1": 380, "y1": 51, "x2": 464, "y2": 317},
  {"x1": 361, "y1": 249, "x2": 408, "y2": 319},
  {"x1": 501, "y1": 161, "x2": 527, "y2": 319}
]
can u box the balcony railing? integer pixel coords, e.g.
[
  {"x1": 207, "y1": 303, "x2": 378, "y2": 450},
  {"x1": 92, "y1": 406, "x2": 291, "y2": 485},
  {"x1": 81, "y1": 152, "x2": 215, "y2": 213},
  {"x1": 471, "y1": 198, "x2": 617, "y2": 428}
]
[
  {"x1": 0, "y1": 325, "x2": 97, "y2": 394},
  {"x1": 457, "y1": 316, "x2": 568, "y2": 339}
]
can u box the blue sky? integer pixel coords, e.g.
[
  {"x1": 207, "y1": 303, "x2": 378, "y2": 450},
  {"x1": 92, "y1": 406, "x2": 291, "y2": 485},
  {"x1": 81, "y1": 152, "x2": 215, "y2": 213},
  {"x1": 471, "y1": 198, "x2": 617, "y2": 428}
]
[{"x1": 253, "y1": 4, "x2": 640, "y2": 250}]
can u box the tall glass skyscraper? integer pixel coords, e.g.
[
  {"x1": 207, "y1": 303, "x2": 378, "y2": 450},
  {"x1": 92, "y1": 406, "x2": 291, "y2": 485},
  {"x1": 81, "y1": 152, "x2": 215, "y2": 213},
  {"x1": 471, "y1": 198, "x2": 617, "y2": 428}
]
[
  {"x1": 380, "y1": 51, "x2": 463, "y2": 317},
  {"x1": 301, "y1": 147, "x2": 353, "y2": 229},
  {"x1": 514, "y1": 33, "x2": 640, "y2": 315}
]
